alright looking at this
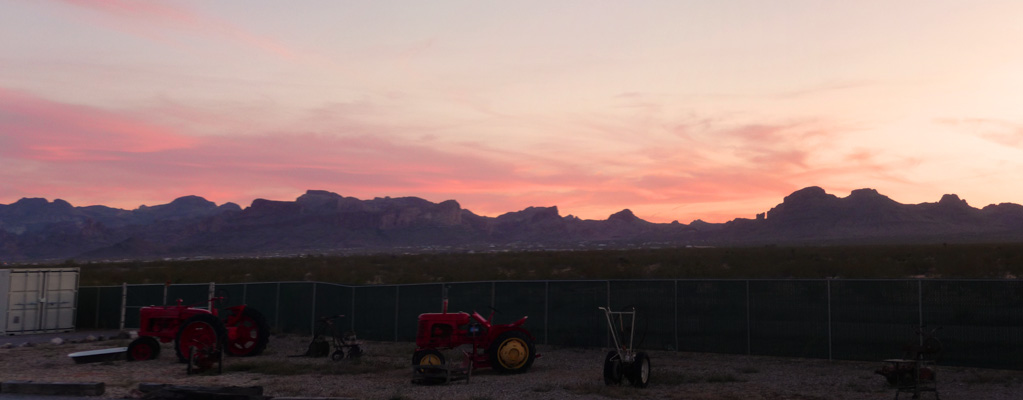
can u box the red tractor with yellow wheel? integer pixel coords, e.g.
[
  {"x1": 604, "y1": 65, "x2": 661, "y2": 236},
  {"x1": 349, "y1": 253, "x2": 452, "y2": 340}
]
[
  {"x1": 126, "y1": 297, "x2": 270, "y2": 370},
  {"x1": 412, "y1": 292, "x2": 537, "y2": 375}
]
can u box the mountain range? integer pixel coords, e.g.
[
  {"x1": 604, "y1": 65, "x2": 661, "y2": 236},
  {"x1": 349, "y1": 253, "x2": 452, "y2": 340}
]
[{"x1": 2, "y1": 187, "x2": 1023, "y2": 263}]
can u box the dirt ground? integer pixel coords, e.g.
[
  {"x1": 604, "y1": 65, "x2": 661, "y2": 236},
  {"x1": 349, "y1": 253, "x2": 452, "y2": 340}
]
[{"x1": 2, "y1": 331, "x2": 1023, "y2": 399}]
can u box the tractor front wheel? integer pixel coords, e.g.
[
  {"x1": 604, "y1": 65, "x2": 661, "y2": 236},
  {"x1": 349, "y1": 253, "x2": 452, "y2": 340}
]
[
  {"x1": 174, "y1": 313, "x2": 226, "y2": 363},
  {"x1": 412, "y1": 348, "x2": 446, "y2": 385},
  {"x1": 225, "y1": 307, "x2": 270, "y2": 357},
  {"x1": 488, "y1": 331, "x2": 536, "y2": 373},
  {"x1": 127, "y1": 336, "x2": 161, "y2": 361},
  {"x1": 412, "y1": 348, "x2": 445, "y2": 367}
]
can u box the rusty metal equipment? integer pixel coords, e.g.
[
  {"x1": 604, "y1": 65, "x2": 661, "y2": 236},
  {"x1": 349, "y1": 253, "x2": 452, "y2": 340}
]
[
  {"x1": 600, "y1": 306, "x2": 650, "y2": 388},
  {"x1": 186, "y1": 340, "x2": 223, "y2": 375},
  {"x1": 876, "y1": 326, "x2": 942, "y2": 399}
]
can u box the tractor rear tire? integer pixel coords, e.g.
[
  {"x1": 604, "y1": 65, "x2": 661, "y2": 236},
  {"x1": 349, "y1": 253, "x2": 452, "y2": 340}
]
[
  {"x1": 175, "y1": 313, "x2": 226, "y2": 363},
  {"x1": 225, "y1": 307, "x2": 270, "y2": 357},
  {"x1": 127, "y1": 336, "x2": 161, "y2": 361},
  {"x1": 488, "y1": 331, "x2": 536, "y2": 374},
  {"x1": 626, "y1": 351, "x2": 651, "y2": 388},
  {"x1": 603, "y1": 350, "x2": 623, "y2": 385}
]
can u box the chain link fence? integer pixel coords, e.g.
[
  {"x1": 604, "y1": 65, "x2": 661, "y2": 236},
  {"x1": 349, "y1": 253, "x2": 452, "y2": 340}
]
[{"x1": 75, "y1": 279, "x2": 1023, "y2": 369}]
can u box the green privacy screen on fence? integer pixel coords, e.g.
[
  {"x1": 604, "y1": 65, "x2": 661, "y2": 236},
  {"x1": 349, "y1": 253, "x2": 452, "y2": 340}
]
[
  {"x1": 830, "y1": 280, "x2": 920, "y2": 362},
  {"x1": 749, "y1": 280, "x2": 829, "y2": 359},
  {"x1": 353, "y1": 285, "x2": 396, "y2": 341},
  {"x1": 75, "y1": 279, "x2": 1023, "y2": 370},
  {"x1": 921, "y1": 280, "x2": 1023, "y2": 368},
  {"x1": 547, "y1": 281, "x2": 607, "y2": 347},
  {"x1": 677, "y1": 280, "x2": 747, "y2": 354}
]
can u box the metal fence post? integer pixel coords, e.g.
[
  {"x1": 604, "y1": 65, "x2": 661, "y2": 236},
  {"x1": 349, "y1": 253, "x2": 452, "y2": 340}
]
[
  {"x1": 207, "y1": 282, "x2": 215, "y2": 311},
  {"x1": 394, "y1": 286, "x2": 401, "y2": 342},
  {"x1": 674, "y1": 280, "x2": 679, "y2": 352},
  {"x1": 544, "y1": 281, "x2": 549, "y2": 345},
  {"x1": 918, "y1": 279, "x2": 924, "y2": 329},
  {"x1": 310, "y1": 283, "x2": 318, "y2": 334},
  {"x1": 93, "y1": 287, "x2": 101, "y2": 329},
  {"x1": 827, "y1": 279, "x2": 832, "y2": 361},
  {"x1": 119, "y1": 282, "x2": 127, "y2": 331},
  {"x1": 605, "y1": 280, "x2": 612, "y2": 348},
  {"x1": 351, "y1": 287, "x2": 357, "y2": 332},
  {"x1": 745, "y1": 280, "x2": 751, "y2": 355},
  {"x1": 274, "y1": 283, "x2": 281, "y2": 331}
]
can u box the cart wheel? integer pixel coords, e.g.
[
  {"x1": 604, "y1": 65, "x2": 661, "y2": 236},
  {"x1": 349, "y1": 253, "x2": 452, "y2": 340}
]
[
  {"x1": 331, "y1": 349, "x2": 345, "y2": 361},
  {"x1": 348, "y1": 345, "x2": 364, "y2": 358},
  {"x1": 627, "y1": 352, "x2": 651, "y2": 388},
  {"x1": 175, "y1": 313, "x2": 226, "y2": 362},
  {"x1": 603, "y1": 351, "x2": 623, "y2": 385},
  {"x1": 225, "y1": 307, "x2": 270, "y2": 357},
  {"x1": 488, "y1": 331, "x2": 536, "y2": 374},
  {"x1": 127, "y1": 336, "x2": 161, "y2": 361}
]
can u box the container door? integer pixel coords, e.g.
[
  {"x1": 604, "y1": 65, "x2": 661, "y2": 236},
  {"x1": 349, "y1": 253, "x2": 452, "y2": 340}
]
[
  {"x1": 7, "y1": 270, "x2": 43, "y2": 334},
  {"x1": 42, "y1": 269, "x2": 78, "y2": 331}
]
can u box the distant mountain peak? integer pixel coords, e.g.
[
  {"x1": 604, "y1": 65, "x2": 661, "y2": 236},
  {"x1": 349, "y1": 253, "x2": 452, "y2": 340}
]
[
  {"x1": 299, "y1": 190, "x2": 344, "y2": 201},
  {"x1": 608, "y1": 209, "x2": 640, "y2": 223},
  {"x1": 777, "y1": 186, "x2": 837, "y2": 207},
  {"x1": 938, "y1": 194, "x2": 969, "y2": 207},
  {"x1": 12, "y1": 197, "x2": 73, "y2": 211},
  {"x1": 168, "y1": 195, "x2": 216, "y2": 208},
  {"x1": 848, "y1": 188, "x2": 882, "y2": 198}
]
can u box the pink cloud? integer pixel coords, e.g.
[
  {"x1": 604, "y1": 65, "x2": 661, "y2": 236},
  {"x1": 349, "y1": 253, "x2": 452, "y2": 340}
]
[
  {"x1": 0, "y1": 90, "x2": 542, "y2": 212},
  {"x1": 938, "y1": 118, "x2": 1023, "y2": 148},
  {"x1": 54, "y1": 0, "x2": 295, "y2": 59},
  {"x1": 0, "y1": 88, "x2": 197, "y2": 161}
]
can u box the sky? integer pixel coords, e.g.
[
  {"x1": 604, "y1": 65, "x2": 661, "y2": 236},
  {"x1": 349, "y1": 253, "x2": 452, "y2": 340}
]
[{"x1": 3, "y1": 1, "x2": 1023, "y2": 224}]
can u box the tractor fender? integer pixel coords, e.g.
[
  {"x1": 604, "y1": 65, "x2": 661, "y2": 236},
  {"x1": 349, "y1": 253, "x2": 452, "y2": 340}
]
[
  {"x1": 491, "y1": 326, "x2": 535, "y2": 342},
  {"x1": 226, "y1": 304, "x2": 248, "y2": 314},
  {"x1": 508, "y1": 315, "x2": 528, "y2": 328},
  {"x1": 224, "y1": 304, "x2": 247, "y2": 323}
]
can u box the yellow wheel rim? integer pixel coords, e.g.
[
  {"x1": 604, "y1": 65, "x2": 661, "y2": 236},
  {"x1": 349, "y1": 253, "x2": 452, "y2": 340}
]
[
  {"x1": 497, "y1": 337, "x2": 529, "y2": 369},
  {"x1": 420, "y1": 353, "x2": 442, "y2": 365}
]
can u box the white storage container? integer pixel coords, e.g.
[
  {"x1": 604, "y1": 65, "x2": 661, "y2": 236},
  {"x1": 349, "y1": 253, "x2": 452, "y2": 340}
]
[{"x1": 0, "y1": 267, "x2": 79, "y2": 335}]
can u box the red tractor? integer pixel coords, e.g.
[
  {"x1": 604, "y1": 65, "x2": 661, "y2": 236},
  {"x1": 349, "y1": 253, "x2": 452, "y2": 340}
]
[
  {"x1": 126, "y1": 297, "x2": 270, "y2": 367},
  {"x1": 412, "y1": 294, "x2": 537, "y2": 374}
]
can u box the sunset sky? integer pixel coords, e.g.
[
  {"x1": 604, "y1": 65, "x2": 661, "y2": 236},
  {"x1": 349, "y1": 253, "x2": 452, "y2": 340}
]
[{"x1": 3, "y1": 1, "x2": 1023, "y2": 223}]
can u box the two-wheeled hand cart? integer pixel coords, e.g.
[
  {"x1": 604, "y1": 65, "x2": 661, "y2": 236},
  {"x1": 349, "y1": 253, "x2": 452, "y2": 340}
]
[
  {"x1": 599, "y1": 306, "x2": 650, "y2": 388},
  {"x1": 295, "y1": 314, "x2": 364, "y2": 361}
]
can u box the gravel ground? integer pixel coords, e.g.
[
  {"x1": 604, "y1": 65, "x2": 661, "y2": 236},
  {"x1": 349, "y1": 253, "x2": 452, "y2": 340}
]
[{"x1": 2, "y1": 331, "x2": 1023, "y2": 399}]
